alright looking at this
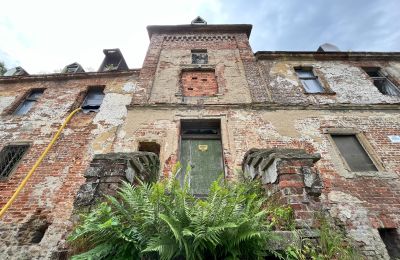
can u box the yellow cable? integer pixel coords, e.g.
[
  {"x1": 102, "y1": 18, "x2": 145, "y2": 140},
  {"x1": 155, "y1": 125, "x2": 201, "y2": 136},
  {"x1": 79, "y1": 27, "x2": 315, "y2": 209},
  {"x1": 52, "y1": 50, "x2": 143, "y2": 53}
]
[{"x1": 0, "y1": 107, "x2": 82, "y2": 219}]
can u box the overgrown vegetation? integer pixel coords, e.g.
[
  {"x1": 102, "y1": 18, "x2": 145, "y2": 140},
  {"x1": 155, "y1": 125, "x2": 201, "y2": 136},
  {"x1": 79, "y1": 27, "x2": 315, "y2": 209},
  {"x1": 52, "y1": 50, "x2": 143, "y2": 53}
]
[
  {"x1": 68, "y1": 164, "x2": 361, "y2": 259},
  {"x1": 284, "y1": 216, "x2": 362, "y2": 260}
]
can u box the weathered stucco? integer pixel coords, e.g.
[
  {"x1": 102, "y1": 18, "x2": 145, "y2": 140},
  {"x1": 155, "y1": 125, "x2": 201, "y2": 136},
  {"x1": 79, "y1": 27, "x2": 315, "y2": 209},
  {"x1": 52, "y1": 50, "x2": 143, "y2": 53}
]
[{"x1": 0, "y1": 21, "x2": 399, "y2": 259}]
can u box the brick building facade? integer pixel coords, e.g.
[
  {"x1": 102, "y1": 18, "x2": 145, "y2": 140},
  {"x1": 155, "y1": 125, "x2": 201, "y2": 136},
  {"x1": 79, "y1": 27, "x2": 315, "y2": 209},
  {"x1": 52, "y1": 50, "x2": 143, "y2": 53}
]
[{"x1": 0, "y1": 18, "x2": 400, "y2": 259}]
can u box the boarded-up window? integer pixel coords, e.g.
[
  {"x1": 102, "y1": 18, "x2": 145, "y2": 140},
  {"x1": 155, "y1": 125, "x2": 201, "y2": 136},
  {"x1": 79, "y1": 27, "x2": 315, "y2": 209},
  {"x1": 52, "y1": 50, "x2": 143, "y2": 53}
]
[
  {"x1": 181, "y1": 71, "x2": 217, "y2": 97},
  {"x1": 191, "y1": 49, "x2": 208, "y2": 64},
  {"x1": 331, "y1": 135, "x2": 377, "y2": 171}
]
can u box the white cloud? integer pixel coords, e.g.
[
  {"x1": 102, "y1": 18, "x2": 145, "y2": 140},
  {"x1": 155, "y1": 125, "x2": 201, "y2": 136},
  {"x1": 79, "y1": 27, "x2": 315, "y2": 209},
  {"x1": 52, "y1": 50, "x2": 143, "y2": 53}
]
[{"x1": 0, "y1": 0, "x2": 218, "y2": 73}]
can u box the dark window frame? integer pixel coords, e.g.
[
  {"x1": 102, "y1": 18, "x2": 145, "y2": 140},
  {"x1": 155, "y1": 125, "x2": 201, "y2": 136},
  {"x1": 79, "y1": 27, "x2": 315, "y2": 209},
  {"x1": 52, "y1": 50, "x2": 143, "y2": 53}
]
[
  {"x1": 325, "y1": 129, "x2": 383, "y2": 172},
  {"x1": 294, "y1": 67, "x2": 326, "y2": 94},
  {"x1": 362, "y1": 67, "x2": 400, "y2": 96},
  {"x1": 81, "y1": 86, "x2": 105, "y2": 112},
  {"x1": 0, "y1": 144, "x2": 30, "y2": 179},
  {"x1": 13, "y1": 88, "x2": 45, "y2": 115}
]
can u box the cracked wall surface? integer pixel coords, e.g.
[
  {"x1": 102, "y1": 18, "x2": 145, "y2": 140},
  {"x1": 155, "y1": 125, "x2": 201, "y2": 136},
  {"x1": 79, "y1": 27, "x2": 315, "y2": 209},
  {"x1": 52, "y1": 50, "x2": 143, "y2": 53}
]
[
  {"x1": 0, "y1": 23, "x2": 400, "y2": 260},
  {"x1": 0, "y1": 72, "x2": 139, "y2": 259}
]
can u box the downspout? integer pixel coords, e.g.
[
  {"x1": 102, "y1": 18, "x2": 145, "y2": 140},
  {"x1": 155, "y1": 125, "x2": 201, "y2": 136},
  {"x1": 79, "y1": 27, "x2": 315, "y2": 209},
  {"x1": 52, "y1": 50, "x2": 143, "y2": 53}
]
[{"x1": 0, "y1": 108, "x2": 82, "y2": 219}]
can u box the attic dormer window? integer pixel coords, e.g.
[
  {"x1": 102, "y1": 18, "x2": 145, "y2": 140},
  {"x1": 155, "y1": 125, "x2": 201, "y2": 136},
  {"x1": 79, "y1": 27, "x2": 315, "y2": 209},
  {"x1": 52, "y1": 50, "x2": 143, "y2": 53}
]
[
  {"x1": 62, "y1": 63, "x2": 85, "y2": 74},
  {"x1": 82, "y1": 86, "x2": 105, "y2": 112},
  {"x1": 191, "y1": 49, "x2": 208, "y2": 64},
  {"x1": 98, "y1": 49, "x2": 129, "y2": 72},
  {"x1": 191, "y1": 16, "x2": 207, "y2": 25}
]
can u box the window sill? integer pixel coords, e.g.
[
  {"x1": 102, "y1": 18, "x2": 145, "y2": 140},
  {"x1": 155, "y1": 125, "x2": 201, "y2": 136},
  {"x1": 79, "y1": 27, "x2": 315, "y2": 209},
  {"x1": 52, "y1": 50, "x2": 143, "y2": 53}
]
[
  {"x1": 343, "y1": 170, "x2": 398, "y2": 179},
  {"x1": 304, "y1": 91, "x2": 336, "y2": 95}
]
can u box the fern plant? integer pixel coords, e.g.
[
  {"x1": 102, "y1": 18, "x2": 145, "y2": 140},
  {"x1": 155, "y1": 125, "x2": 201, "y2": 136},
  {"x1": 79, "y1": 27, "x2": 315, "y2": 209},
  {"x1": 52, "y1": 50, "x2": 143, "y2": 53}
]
[{"x1": 68, "y1": 164, "x2": 279, "y2": 259}]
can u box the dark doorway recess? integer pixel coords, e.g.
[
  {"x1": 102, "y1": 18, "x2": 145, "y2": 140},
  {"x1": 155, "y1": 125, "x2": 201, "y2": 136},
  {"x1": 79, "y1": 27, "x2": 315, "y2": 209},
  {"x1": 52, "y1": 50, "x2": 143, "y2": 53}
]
[{"x1": 139, "y1": 142, "x2": 161, "y2": 157}]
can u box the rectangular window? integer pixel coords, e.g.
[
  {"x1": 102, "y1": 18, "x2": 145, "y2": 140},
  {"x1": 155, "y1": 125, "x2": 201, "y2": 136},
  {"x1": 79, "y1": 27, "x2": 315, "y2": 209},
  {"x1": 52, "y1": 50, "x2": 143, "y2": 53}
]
[
  {"x1": 0, "y1": 144, "x2": 29, "y2": 179},
  {"x1": 363, "y1": 67, "x2": 400, "y2": 96},
  {"x1": 191, "y1": 49, "x2": 208, "y2": 64},
  {"x1": 81, "y1": 86, "x2": 105, "y2": 112},
  {"x1": 14, "y1": 89, "x2": 44, "y2": 115},
  {"x1": 331, "y1": 135, "x2": 377, "y2": 171},
  {"x1": 295, "y1": 68, "x2": 325, "y2": 93}
]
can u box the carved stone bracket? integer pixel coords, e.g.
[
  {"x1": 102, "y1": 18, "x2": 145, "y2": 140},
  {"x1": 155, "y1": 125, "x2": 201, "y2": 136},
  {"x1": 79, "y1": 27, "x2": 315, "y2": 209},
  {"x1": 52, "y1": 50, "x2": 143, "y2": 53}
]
[{"x1": 74, "y1": 152, "x2": 159, "y2": 209}]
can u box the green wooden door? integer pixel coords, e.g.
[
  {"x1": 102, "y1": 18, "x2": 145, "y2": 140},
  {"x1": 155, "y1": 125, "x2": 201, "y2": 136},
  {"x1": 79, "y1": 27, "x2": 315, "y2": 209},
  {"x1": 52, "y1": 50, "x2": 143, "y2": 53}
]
[{"x1": 180, "y1": 139, "x2": 224, "y2": 196}]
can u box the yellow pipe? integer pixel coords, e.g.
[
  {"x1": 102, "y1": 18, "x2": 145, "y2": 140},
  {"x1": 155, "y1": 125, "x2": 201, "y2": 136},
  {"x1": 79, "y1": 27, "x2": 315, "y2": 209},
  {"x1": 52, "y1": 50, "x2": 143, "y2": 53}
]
[{"x1": 0, "y1": 107, "x2": 82, "y2": 219}]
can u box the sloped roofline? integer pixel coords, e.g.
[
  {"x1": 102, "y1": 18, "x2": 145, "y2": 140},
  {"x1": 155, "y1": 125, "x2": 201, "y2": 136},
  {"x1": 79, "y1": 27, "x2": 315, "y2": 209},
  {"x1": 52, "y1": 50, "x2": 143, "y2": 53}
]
[{"x1": 147, "y1": 24, "x2": 252, "y2": 39}]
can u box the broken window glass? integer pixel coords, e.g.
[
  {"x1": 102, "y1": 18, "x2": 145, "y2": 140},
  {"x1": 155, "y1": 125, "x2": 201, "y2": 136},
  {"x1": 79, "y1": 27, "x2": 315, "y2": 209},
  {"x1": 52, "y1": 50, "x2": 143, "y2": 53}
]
[
  {"x1": 363, "y1": 68, "x2": 400, "y2": 96},
  {"x1": 14, "y1": 89, "x2": 44, "y2": 115},
  {"x1": 295, "y1": 68, "x2": 325, "y2": 93},
  {"x1": 0, "y1": 144, "x2": 29, "y2": 178},
  {"x1": 82, "y1": 86, "x2": 105, "y2": 112},
  {"x1": 331, "y1": 135, "x2": 377, "y2": 172}
]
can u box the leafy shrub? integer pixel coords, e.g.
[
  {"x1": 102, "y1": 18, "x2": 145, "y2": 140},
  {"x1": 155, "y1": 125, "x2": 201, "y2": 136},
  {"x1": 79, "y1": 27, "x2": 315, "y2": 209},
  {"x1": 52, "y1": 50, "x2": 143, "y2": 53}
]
[
  {"x1": 68, "y1": 164, "x2": 279, "y2": 259},
  {"x1": 284, "y1": 216, "x2": 362, "y2": 260}
]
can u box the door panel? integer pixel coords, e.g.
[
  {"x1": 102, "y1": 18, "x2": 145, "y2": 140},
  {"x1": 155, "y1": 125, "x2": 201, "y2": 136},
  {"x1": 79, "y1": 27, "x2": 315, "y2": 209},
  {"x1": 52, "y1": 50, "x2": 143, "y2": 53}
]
[{"x1": 180, "y1": 139, "x2": 223, "y2": 196}]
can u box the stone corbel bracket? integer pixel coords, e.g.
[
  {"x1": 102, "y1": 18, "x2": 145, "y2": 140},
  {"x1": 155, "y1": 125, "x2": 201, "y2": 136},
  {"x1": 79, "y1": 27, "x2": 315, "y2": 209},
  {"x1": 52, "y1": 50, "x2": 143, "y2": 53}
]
[
  {"x1": 242, "y1": 148, "x2": 323, "y2": 196},
  {"x1": 74, "y1": 152, "x2": 160, "y2": 208}
]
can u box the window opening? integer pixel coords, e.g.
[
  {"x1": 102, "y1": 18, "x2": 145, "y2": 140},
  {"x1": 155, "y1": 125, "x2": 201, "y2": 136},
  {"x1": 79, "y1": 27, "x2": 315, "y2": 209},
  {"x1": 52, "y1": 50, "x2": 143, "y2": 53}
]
[
  {"x1": 81, "y1": 86, "x2": 105, "y2": 112},
  {"x1": 138, "y1": 142, "x2": 161, "y2": 157},
  {"x1": 191, "y1": 49, "x2": 208, "y2": 65},
  {"x1": 331, "y1": 135, "x2": 377, "y2": 172},
  {"x1": 17, "y1": 214, "x2": 49, "y2": 245},
  {"x1": 363, "y1": 67, "x2": 400, "y2": 96},
  {"x1": 295, "y1": 68, "x2": 325, "y2": 93},
  {"x1": 14, "y1": 89, "x2": 44, "y2": 115},
  {"x1": 378, "y1": 228, "x2": 400, "y2": 259},
  {"x1": 0, "y1": 144, "x2": 29, "y2": 179}
]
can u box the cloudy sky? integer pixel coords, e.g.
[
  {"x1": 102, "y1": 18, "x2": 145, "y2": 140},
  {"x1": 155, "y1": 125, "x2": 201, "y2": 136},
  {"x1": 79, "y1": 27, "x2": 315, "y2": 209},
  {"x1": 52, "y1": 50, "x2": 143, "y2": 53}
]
[{"x1": 1, "y1": 0, "x2": 399, "y2": 73}]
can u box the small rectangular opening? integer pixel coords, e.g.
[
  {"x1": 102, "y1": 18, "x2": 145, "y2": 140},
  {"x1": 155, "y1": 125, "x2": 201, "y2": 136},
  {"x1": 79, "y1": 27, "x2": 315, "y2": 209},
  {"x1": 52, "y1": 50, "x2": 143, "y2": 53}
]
[
  {"x1": 379, "y1": 228, "x2": 400, "y2": 259},
  {"x1": 181, "y1": 119, "x2": 221, "y2": 139},
  {"x1": 138, "y1": 142, "x2": 160, "y2": 157},
  {"x1": 0, "y1": 144, "x2": 30, "y2": 179}
]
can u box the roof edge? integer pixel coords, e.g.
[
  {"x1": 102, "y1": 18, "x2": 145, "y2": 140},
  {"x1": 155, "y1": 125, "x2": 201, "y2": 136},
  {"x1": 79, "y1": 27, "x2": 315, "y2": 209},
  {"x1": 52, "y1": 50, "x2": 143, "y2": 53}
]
[
  {"x1": 255, "y1": 51, "x2": 400, "y2": 61},
  {"x1": 0, "y1": 69, "x2": 141, "y2": 83},
  {"x1": 147, "y1": 24, "x2": 252, "y2": 39}
]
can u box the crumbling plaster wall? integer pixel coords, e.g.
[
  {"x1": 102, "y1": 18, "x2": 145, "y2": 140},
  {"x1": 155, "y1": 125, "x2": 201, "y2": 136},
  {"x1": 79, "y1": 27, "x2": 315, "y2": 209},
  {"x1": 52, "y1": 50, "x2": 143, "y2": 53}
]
[
  {"x1": 145, "y1": 33, "x2": 252, "y2": 104},
  {"x1": 258, "y1": 59, "x2": 400, "y2": 105},
  {"x1": 117, "y1": 107, "x2": 399, "y2": 259},
  {"x1": 0, "y1": 73, "x2": 139, "y2": 259}
]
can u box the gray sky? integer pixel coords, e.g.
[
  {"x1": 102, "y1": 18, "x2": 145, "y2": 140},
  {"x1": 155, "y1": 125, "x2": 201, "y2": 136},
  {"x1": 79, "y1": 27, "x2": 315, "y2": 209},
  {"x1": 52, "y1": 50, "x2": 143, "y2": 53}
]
[{"x1": 1, "y1": 0, "x2": 399, "y2": 73}]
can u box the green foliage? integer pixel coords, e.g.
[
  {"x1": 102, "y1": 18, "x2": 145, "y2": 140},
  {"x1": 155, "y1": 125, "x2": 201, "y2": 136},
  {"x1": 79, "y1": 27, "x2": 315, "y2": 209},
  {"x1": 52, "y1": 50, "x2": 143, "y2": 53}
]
[
  {"x1": 266, "y1": 199, "x2": 296, "y2": 231},
  {"x1": 283, "y1": 216, "x2": 362, "y2": 260},
  {"x1": 0, "y1": 61, "x2": 7, "y2": 76},
  {"x1": 69, "y1": 164, "x2": 279, "y2": 259}
]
